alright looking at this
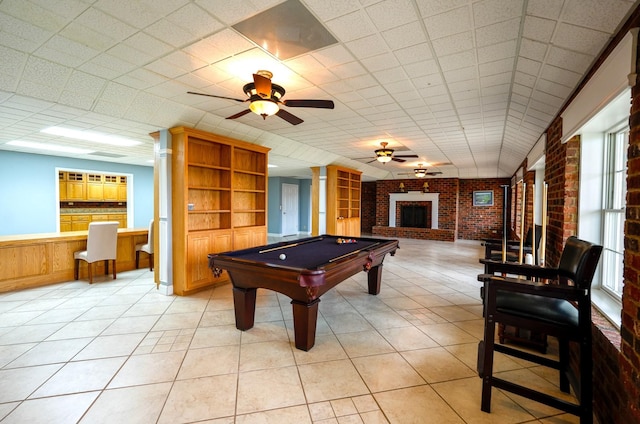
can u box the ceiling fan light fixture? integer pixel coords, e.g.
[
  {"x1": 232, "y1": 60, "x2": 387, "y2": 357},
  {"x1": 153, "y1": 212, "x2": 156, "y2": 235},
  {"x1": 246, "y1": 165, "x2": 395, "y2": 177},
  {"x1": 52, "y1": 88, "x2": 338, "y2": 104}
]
[
  {"x1": 249, "y1": 99, "x2": 280, "y2": 118},
  {"x1": 414, "y1": 168, "x2": 427, "y2": 178},
  {"x1": 375, "y1": 147, "x2": 394, "y2": 163}
]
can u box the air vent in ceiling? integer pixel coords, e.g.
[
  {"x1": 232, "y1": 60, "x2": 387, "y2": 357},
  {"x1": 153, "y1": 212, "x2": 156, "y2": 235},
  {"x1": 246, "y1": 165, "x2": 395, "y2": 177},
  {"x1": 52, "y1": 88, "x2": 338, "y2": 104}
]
[{"x1": 89, "y1": 152, "x2": 126, "y2": 158}]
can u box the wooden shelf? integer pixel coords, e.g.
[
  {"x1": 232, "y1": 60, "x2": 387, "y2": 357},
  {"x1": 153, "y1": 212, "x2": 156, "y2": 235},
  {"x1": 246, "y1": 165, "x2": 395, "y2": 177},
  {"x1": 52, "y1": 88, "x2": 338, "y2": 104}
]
[
  {"x1": 326, "y1": 165, "x2": 362, "y2": 237},
  {"x1": 152, "y1": 126, "x2": 269, "y2": 295}
]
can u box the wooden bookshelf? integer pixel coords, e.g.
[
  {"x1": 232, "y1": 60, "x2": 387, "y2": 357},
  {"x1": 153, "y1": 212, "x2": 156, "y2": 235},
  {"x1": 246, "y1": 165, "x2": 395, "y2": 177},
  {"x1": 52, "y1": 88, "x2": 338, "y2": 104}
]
[
  {"x1": 152, "y1": 127, "x2": 269, "y2": 295},
  {"x1": 326, "y1": 165, "x2": 361, "y2": 237}
]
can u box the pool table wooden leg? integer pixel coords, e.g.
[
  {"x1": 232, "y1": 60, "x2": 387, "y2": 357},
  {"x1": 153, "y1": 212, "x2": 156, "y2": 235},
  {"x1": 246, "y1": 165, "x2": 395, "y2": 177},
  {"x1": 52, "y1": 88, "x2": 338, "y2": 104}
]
[
  {"x1": 291, "y1": 299, "x2": 320, "y2": 351},
  {"x1": 367, "y1": 264, "x2": 383, "y2": 295},
  {"x1": 233, "y1": 286, "x2": 257, "y2": 331}
]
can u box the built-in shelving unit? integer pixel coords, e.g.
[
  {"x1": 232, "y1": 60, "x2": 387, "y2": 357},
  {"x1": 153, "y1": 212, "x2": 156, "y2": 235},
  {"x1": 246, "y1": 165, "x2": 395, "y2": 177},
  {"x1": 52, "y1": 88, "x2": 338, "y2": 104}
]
[
  {"x1": 155, "y1": 127, "x2": 269, "y2": 295},
  {"x1": 326, "y1": 165, "x2": 361, "y2": 237}
]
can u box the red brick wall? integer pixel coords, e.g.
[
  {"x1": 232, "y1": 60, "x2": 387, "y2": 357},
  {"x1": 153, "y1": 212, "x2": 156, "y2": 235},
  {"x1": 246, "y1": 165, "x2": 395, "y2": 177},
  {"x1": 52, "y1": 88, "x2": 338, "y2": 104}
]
[
  {"x1": 543, "y1": 117, "x2": 580, "y2": 267},
  {"x1": 459, "y1": 178, "x2": 510, "y2": 240},
  {"x1": 619, "y1": 43, "x2": 640, "y2": 422}
]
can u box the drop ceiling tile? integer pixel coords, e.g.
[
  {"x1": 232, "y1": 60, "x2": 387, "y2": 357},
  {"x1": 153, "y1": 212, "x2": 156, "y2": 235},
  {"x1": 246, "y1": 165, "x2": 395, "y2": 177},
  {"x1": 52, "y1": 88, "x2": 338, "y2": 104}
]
[
  {"x1": 107, "y1": 43, "x2": 155, "y2": 67},
  {"x1": 554, "y1": 23, "x2": 611, "y2": 54},
  {"x1": 346, "y1": 34, "x2": 389, "y2": 59},
  {"x1": 546, "y1": 46, "x2": 593, "y2": 74},
  {"x1": 99, "y1": 82, "x2": 138, "y2": 107},
  {"x1": 0, "y1": 14, "x2": 49, "y2": 53},
  {"x1": 58, "y1": 90, "x2": 96, "y2": 110},
  {"x1": 439, "y1": 50, "x2": 476, "y2": 72},
  {"x1": 512, "y1": 83, "x2": 533, "y2": 97},
  {"x1": 417, "y1": 0, "x2": 469, "y2": 18},
  {"x1": 480, "y1": 72, "x2": 511, "y2": 88},
  {"x1": 475, "y1": 18, "x2": 520, "y2": 47},
  {"x1": 562, "y1": 0, "x2": 634, "y2": 33},
  {"x1": 479, "y1": 58, "x2": 515, "y2": 77},
  {"x1": 526, "y1": 0, "x2": 563, "y2": 20},
  {"x1": 516, "y1": 57, "x2": 542, "y2": 76},
  {"x1": 80, "y1": 53, "x2": 138, "y2": 79},
  {"x1": 365, "y1": 0, "x2": 417, "y2": 32},
  {"x1": 530, "y1": 91, "x2": 563, "y2": 109},
  {"x1": 535, "y1": 79, "x2": 572, "y2": 99},
  {"x1": 403, "y1": 59, "x2": 440, "y2": 78},
  {"x1": 122, "y1": 32, "x2": 172, "y2": 60},
  {"x1": 393, "y1": 43, "x2": 434, "y2": 65},
  {"x1": 94, "y1": 0, "x2": 185, "y2": 28},
  {"x1": 474, "y1": 0, "x2": 523, "y2": 27},
  {"x1": 326, "y1": 10, "x2": 376, "y2": 43},
  {"x1": 311, "y1": 44, "x2": 356, "y2": 67},
  {"x1": 522, "y1": 15, "x2": 556, "y2": 43},
  {"x1": 477, "y1": 40, "x2": 517, "y2": 64},
  {"x1": 165, "y1": 3, "x2": 224, "y2": 40},
  {"x1": 519, "y1": 38, "x2": 548, "y2": 62},
  {"x1": 424, "y1": 6, "x2": 470, "y2": 40},
  {"x1": 373, "y1": 67, "x2": 408, "y2": 84},
  {"x1": 331, "y1": 61, "x2": 367, "y2": 79},
  {"x1": 444, "y1": 67, "x2": 477, "y2": 83},
  {"x1": 448, "y1": 79, "x2": 479, "y2": 93},
  {"x1": 76, "y1": 7, "x2": 138, "y2": 42},
  {"x1": 431, "y1": 31, "x2": 473, "y2": 56},
  {"x1": 382, "y1": 21, "x2": 427, "y2": 50},
  {"x1": 145, "y1": 18, "x2": 198, "y2": 48},
  {"x1": 303, "y1": 0, "x2": 360, "y2": 21}
]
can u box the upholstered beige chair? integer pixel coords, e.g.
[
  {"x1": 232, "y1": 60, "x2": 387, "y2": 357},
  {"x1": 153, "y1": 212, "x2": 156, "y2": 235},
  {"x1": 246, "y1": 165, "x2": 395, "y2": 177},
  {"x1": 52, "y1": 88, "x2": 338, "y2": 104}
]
[
  {"x1": 135, "y1": 219, "x2": 154, "y2": 271},
  {"x1": 74, "y1": 221, "x2": 119, "y2": 284}
]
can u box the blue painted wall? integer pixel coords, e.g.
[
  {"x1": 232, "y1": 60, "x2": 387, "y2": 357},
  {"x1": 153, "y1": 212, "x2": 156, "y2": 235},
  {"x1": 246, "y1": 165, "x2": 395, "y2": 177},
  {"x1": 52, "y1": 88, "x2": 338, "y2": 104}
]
[
  {"x1": 267, "y1": 177, "x2": 312, "y2": 235},
  {"x1": 0, "y1": 151, "x2": 154, "y2": 236}
]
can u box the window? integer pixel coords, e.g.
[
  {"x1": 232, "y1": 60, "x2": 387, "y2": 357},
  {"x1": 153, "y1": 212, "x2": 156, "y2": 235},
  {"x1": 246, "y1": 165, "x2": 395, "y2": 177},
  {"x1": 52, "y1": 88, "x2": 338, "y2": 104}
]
[{"x1": 600, "y1": 129, "x2": 628, "y2": 299}]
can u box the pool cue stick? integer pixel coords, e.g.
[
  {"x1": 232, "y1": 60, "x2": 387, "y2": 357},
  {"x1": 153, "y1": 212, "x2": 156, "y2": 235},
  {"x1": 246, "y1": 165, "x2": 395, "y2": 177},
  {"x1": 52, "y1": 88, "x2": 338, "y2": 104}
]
[
  {"x1": 328, "y1": 242, "x2": 381, "y2": 263},
  {"x1": 501, "y1": 185, "x2": 508, "y2": 262},
  {"x1": 531, "y1": 183, "x2": 536, "y2": 264},
  {"x1": 540, "y1": 182, "x2": 548, "y2": 266},
  {"x1": 259, "y1": 236, "x2": 324, "y2": 253},
  {"x1": 519, "y1": 182, "x2": 526, "y2": 264}
]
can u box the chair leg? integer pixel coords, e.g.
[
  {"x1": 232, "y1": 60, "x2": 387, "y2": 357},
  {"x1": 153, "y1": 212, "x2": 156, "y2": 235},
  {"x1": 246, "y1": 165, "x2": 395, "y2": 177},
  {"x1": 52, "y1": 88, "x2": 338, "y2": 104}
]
[
  {"x1": 112, "y1": 260, "x2": 117, "y2": 280},
  {"x1": 104, "y1": 260, "x2": 109, "y2": 276},
  {"x1": 149, "y1": 253, "x2": 153, "y2": 271},
  {"x1": 580, "y1": 335, "x2": 593, "y2": 424},
  {"x1": 480, "y1": 315, "x2": 496, "y2": 412},
  {"x1": 74, "y1": 259, "x2": 79, "y2": 280},
  {"x1": 559, "y1": 338, "x2": 570, "y2": 393},
  {"x1": 88, "y1": 263, "x2": 93, "y2": 284},
  {"x1": 135, "y1": 251, "x2": 140, "y2": 269}
]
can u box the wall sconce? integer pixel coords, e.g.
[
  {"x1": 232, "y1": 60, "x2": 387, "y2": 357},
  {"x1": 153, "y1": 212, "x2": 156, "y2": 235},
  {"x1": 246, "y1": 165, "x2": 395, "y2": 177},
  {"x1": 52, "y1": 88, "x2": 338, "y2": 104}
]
[
  {"x1": 423, "y1": 182, "x2": 429, "y2": 193},
  {"x1": 399, "y1": 182, "x2": 405, "y2": 192}
]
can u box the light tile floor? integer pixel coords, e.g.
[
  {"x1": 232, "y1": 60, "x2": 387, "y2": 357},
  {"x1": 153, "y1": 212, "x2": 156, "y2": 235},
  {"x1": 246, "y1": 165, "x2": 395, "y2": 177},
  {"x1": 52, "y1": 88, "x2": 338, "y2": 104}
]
[{"x1": 0, "y1": 238, "x2": 580, "y2": 423}]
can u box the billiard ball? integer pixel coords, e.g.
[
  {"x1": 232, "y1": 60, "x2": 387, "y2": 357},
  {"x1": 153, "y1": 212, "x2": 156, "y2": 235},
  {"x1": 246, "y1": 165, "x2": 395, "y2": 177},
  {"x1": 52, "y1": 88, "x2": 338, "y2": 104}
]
[{"x1": 279, "y1": 253, "x2": 286, "y2": 260}]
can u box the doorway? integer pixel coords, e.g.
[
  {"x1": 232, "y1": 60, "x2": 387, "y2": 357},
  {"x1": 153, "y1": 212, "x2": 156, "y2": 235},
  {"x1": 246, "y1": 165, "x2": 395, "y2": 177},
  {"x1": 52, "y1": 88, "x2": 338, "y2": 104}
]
[{"x1": 282, "y1": 183, "x2": 299, "y2": 236}]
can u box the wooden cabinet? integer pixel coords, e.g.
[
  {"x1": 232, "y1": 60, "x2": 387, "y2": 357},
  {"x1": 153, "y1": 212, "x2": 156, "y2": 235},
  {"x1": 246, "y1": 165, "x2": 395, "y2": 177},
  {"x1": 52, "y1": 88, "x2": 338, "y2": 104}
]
[
  {"x1": 60, "y1": 213, "x2": 126, "y2": 232},
  {"x1": 59, "y1": 172, "x2": 127, "y2": 202},
  {"x1": 60, "y1": 172, "x2": 86, "y2": 201},
  {"x1": 154, "y1": 126, "x2": 269, "y2": 295},
  {"x1": 326, "y1": 165, "x2": 361, "y2": 237}
]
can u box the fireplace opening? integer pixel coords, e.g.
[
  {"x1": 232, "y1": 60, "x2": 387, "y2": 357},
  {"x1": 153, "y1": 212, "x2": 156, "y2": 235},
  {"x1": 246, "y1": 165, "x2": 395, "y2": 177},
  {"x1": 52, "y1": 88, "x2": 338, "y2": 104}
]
[{"x1": 401, "y1": 205, "x2": 427, "y2": 228}]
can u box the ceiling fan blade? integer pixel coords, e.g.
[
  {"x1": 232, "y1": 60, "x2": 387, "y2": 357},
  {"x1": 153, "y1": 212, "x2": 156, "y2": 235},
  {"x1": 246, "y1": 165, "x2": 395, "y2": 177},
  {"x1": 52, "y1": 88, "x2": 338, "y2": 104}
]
[
  {"x1": 427, "y1": 172, "x2": 443, "y2": 175},
  {"x1": 366, "y1": 158, "x2": 377, "y2": 163},
  {"x1": 276, "y1": 109, "x2": 304, "y2": 125},
  {"x1": 226, "y1": 109, "x2": 252, "y2": 120},
  {"x1": 392, "y1": 157, "x2": 406, "y2": 163},
  {"x1": 394, "y1": 154, "x2": 419, "y2": 158},
  {"x1": 282, "y1": 99, "x2": 335, "y2": 109},
  {"x1": 253, "y1": 73, "x2": 272, "y2": 98},
  {"x1": 187, "y1": 91, "x2": 246, "y2": 103}
]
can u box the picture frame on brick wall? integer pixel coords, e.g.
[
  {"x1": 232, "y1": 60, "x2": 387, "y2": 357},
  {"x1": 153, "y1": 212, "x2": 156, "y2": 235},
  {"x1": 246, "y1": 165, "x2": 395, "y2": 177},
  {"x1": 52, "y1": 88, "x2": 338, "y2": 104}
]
[{"x1": 473, "y1": 190, "x2": 493, "y2": 206}]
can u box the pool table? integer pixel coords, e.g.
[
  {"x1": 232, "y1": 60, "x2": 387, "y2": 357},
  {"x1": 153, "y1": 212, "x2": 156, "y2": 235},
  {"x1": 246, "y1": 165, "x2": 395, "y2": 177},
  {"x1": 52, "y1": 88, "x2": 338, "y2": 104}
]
[{"x1": 208, "y1": 235, "x2": 399, "y2": 351}]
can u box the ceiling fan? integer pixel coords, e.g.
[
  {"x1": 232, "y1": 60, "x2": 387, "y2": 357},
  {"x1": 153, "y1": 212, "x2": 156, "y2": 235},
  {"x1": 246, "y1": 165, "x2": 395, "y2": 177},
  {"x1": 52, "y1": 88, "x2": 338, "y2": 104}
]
[
  {"x1": 358, "y1": 142, "x2": 419, "y2": 163},
  {"x1": 398, "y1": 163, "x2": 446, "y2": 178},
  {"x1": 187, "y1": 70, "x2": 334, "y2": 125}
]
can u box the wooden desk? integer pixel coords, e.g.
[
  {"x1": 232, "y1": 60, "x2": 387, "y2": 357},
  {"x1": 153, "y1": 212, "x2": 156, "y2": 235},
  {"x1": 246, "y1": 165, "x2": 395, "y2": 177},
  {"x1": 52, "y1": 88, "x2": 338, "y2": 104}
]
[{"x1": 0, "y1": 228, "x2": 149, "y2": 293}]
